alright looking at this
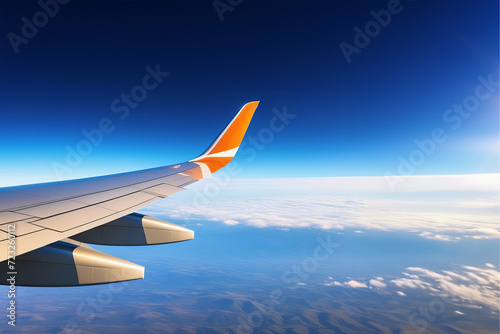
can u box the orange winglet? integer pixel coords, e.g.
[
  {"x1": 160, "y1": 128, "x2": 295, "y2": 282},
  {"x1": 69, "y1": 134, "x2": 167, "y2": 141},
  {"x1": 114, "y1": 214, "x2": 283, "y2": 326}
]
[{"x1": 191, "y1": 101, "x2": 259, "y2": 173}]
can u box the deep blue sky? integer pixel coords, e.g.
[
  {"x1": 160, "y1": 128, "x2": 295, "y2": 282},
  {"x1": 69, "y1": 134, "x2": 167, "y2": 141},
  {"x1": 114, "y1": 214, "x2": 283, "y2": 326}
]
[{"x1": 0, "y1": 0, "x2": 498, "y2": 185}]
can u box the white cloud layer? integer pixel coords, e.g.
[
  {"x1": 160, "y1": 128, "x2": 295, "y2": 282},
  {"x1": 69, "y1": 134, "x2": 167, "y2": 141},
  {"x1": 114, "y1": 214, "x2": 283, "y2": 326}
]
[
  {"x1": 323, "y1": 265, "x2": 499, "y2": 311},
  {"x1": 322, "y1": 277, "x2": 387, "y2": 290},
  {"x1": 143, "y1": 174, "x2": 500, "y2": 240},
  {"x1": 322, "y1": 279, "x2": 368, "y2": 289},
  {"x1": 390, "y1": 265, "x2": 500, "y2": 310}
]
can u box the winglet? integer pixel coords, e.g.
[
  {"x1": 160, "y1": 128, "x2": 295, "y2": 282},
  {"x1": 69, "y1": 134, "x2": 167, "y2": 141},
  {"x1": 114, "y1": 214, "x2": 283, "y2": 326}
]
[{"x1": 190, "y1": 101, "x2": 259, "y2": 174}]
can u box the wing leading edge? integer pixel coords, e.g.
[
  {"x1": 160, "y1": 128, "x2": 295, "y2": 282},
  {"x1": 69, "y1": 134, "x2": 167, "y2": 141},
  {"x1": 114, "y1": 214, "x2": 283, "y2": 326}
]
[{"x1": 0, "y1": 101, "x2": 259, "y2": 286}]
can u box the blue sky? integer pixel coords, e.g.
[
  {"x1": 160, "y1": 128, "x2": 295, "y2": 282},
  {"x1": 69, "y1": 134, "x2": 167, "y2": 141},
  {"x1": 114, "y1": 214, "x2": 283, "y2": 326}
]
[{"x1": 0, "y1": 0, "x2": 498, "y2": 186}]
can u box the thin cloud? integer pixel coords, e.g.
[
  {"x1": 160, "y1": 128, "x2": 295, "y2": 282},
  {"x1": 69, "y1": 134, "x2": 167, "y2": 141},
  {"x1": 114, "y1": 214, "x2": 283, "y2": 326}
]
[
  {"x1": 223, "y1": 219, "x2": 240, "y2": 226},
  {"x1": 322, "y1": 278, "x2": 368, "y2": 288},
  {"x1": 322, "y1": 264, "x2": 499, "y2": 311},
  {"x1": 392, "y1": 265, "x2": 499, "y2": 310},
  {"x1": 345, "y1": 280, "x2": 368, "y2": 288},
  {"x1": 369, "y1": 279, "x2": 387, "y2": 289}
]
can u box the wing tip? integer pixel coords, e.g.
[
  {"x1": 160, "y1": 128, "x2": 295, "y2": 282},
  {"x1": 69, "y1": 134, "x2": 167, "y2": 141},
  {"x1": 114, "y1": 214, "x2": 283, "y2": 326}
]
[{"x1": 190, "y1": 101, "x2": 259, "y2": 172}]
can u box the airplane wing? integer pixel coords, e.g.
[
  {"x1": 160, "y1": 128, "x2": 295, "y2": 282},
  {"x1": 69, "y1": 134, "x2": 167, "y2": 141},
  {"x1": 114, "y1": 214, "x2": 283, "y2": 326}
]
[{"x1": 0, "y1": 101, "x2": 259, "y2": 286}]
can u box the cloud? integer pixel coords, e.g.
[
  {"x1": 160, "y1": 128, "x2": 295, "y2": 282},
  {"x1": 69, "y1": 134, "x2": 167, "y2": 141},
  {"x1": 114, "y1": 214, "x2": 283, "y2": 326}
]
[
  {"x1": 223, "y1": 220, "x2": 239, "y2": 226},
  {"x1": 390, "y1": 265, "x2": 500, "y2": 310},
  {"x1": 419, "y1": 232, "x2": 460, "y2": 242},
  {"x1": 406, "y1": 267, "x2": 454, "y2": 281},
  {"x1": 323, "y1": 264, "x2": 499, "y2": 311},
  {"x1": 390, "y1": 277, "x2": 431, "y2": 290},
  {"x1": 321, "y1": 280, "x2": 342, "y2": 287},
  {"x1": 344, "y1": 280, "x2": 368, "y2": 288},
  {"x1": 369, "y1": 279, "x2": 387, "y2": 288},
  {"x1": 345, "y1": 280, "x2": 368, "y2": 288},
  {"x1": 441, "y1": 271, "x2": 471, "y2": 282},
  {"x1": 143, "y1": 174, "x2": 500, "y2": 241},
  {"x1": 322, "y1": 278, "x2": 368, "y2": 288}
]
